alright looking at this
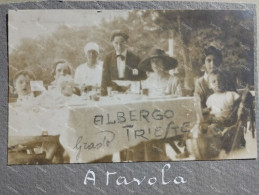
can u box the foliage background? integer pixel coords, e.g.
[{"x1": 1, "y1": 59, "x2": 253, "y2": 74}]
[{"x1": 9, "y1": 10, "x2": 254, "y2": 90}]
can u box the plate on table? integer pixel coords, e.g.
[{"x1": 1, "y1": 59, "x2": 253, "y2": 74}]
[{"x1": 113, "y1": 80, "x2": 132, "y2": 87}]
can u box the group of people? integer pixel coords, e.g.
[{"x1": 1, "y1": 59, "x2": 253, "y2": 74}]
[
  {"x1": 190, "y1": 46, "x2": 247, "y2": 159},
  {"x1": 11, "y1": 29, "x2": 185, "y2": 104},
  {"x1": 11, "y1": 29, "x2": 249, "y2": 161}
]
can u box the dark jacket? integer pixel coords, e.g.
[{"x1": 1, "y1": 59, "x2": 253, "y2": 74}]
[
  {"x1": 101, "y1": 50, "x2": 146, "y2": 95},
  {"x1": 194, "y1": 76, "x2": 213, "y2": 109}
]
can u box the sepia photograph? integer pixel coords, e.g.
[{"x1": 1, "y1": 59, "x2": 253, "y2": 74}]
[{"x1": 8, "y1": 9, "x2": 257, "y2": 164}]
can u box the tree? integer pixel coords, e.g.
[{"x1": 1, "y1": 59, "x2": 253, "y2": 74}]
[{"x1": 9, "y1": 10, "x2": 254, "y2": 89}]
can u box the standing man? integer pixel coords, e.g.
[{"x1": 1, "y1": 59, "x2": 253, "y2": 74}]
[
  {"x1": 74, "y1": 42, "x2": 103, "y2": 91},
  {"x1": 101, "y1": 29, "x2": 146, "y2": 96}
]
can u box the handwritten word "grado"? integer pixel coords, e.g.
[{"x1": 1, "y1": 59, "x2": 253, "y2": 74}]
[
  {"x1": 84, "y1": 164, "x2": 187, "y2": 186},
  {"x1": 73, "y1": 131, "x2": 115, "y2": 160},
  {"x1": 94, "y1": 109, "x2": 174, "y2": 125}
]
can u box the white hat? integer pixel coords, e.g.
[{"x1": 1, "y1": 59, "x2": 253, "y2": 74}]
[{"x1": 84, "y1": 42, "x2": 99, "y2": 54}]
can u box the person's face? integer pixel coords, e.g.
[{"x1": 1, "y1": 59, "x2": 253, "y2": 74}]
[
  {"x1": 151, "y1": 58, "x2": 165, "y2": 75},
  {"x1": 61, "y1": 83, "x2": 74, "y2": 96},
  {"x1": 86, "y1": 50, "x2": 98, "y2": 65},
  {"x1": 55, "y1": 63, "x2": 70, "y2": 78},
  {"x1": 209, "y1": 74, "x2": 223, "y2": 93},
  {"x1": 204, "y1": 55, "x2": 219, "y2": 74},
  {"x1": 112, "y1": 36, "x2": 127, "y2": 54},
  {"x1": 15, "y1": 74, "x2": 31, "y2": 96}
]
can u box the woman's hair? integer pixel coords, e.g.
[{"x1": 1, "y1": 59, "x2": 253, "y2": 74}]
[
  {"x1": 13, "y1": 70, "x2": 35, "y2": 84},
  {"x1": 202, "y1": 46, "x2": 223, "y2": 67},
  {"x1": 51, "y1": 59, "x2": 73, "y2": 77},
  {"x1": 209, "y1": 70, "x2": 237, "y2": 92}
]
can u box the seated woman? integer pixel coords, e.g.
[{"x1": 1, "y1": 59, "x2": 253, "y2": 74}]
[
  {"x1": 187, "y1": 70, "x2": 246, "y2": 159},
  {"x1": 139, "y1": 48, "x2": 182, "y2": 96},
  {"x1": 50, "y1": 59, "x2": 73, "y2": 87},
  {"x1": 49, "y1": 59, "x2": 80, "y2": 96},
  {"x1": 120, "y1": 48, "x2": 183, "y2": 162}
]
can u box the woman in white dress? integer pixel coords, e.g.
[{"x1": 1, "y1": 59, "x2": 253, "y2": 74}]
[{"x1": 139, "y1": 48, "x2": 182, "y2": 97}]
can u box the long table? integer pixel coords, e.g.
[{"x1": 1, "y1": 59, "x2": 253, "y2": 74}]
[{"x1": 8, "y1": 95, "x2": 199, "y2": 163}]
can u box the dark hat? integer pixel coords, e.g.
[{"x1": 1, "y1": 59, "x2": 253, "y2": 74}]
[
  {"x1": 139, "y1": 48, "x2": 178, "y2": 72},
  {"x1": 110, "y1": 29, "x2": 129, "y2": 41}
]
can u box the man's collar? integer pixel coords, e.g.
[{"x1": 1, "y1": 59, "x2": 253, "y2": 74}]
[
  {"x1": 116, "y1": 49, "x2": 127, "y2": 56},
  {"x1": 204, "y1": 72, "x2": 208, "y2": 81}
]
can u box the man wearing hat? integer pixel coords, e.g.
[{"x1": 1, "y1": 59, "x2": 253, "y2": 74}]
[
  {"x1": 101, "y1": 29, "x2": 146, "y2": 96},
  {"x1": 74, "y1": 42, "x2": 103, "y2": 91}
]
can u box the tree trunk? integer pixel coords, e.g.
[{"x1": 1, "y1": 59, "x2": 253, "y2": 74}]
[{"x1": 177, "y1": 13, "x2": 194, "y2": 94}]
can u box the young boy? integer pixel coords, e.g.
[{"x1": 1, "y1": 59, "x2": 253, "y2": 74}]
[
  {"x1": 202, "y1": 70, "x2": 245, "y2": 155},
  {"x1": 13, "y1": 70, "x2": 35, "y2": 104},
  {"x1": 206, "y1": 71, "x2": 240, "y2": 119}
]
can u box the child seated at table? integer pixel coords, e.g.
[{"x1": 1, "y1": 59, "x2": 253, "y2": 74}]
[
  {"x1": 58, "y1": 76, "x2": 76, "y2": 97},
  {"x1": 32, "y1": 76, "x2": 80, "y2": 110},
  {"x1": 205, "y1": 70, "x2": 240, "y2": 130},
  {"x1": 206, "y1": 70, "x2": 246, "y2": 151},
  {"x1": 13, "y1": 70, "x2": 35, "y2": 104},
  {"x1": 188, "y1": 70, "x2": 245, "y2": 159}
]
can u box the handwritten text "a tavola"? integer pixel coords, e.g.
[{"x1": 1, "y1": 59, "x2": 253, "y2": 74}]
[{"x1": 83, "y1": 164, "x2": 187, "y2": 186}]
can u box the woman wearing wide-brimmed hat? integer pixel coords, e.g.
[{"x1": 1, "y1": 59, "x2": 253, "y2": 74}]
[
  {"x1": 135, "y1": 48, "x2": 183, "y2": 162},
  {"x1": 139, "y1": 48, "x2": 182, "y2": 96}
]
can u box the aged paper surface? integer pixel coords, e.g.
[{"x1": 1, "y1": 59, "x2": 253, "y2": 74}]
[{"x1": 8, "y1": 8, "x2": 257, "y2": 164}]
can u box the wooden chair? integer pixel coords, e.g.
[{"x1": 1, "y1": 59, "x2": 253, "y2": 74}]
[{"x1": 186, "y1": 88, "x2": 255, "y2": 160}]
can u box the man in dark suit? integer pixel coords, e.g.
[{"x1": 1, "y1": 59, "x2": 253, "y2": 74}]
[{"x1": 101, "y1": 29, "x2": 146, "y2": 96}]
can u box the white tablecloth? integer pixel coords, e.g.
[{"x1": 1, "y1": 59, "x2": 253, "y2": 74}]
[{"x1": 9, "y1": 95, "x2": 200, "y2": 163}]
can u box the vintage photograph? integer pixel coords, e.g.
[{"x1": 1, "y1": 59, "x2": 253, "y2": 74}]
[{"x1": 8, "y1": 9, "x2": 256, "y2": 164}]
